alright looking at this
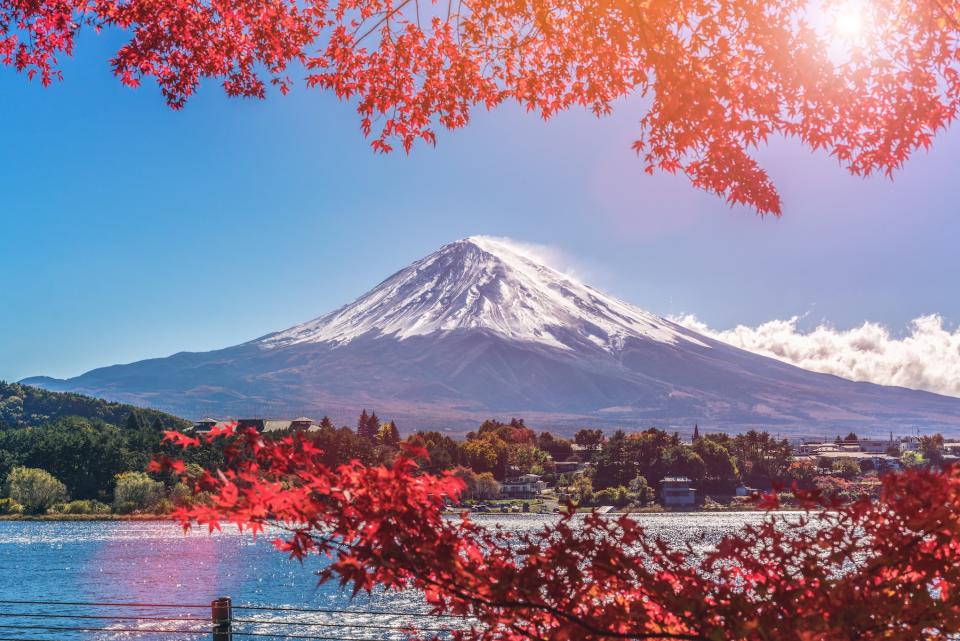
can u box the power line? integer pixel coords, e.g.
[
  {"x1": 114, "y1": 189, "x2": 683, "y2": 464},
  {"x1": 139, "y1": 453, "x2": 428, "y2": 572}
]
[
  {"x1": 0, "y1": 623, "x2": 207, "y2": 635},
  {"x1": 0, "y1": 612, "x2": 207, "y2": 624},
  {"x1": 0, "y1": 599, "x2": 209, "y2": 610},
  {"x1": 0, "y1": 612, "x2": 459, "y2": 634},
  {"x1": 0, "y1": 612, "x2": 455, "y2": 630},
  {"x1": 232, "y1": 632, "x2": 432, "y2": 641},
  {"x1": 0, "y1": 599, "x2": 469, "y2": 620},
  {"x1": 233, "y1": 618, "x2": 456, "y2": 632},
  {"x1": 0, "y1": 622, "x2": 427, "y2": 641},
  {"x1": 233, "y1": 605, "x2": 471, "y2": 619}
]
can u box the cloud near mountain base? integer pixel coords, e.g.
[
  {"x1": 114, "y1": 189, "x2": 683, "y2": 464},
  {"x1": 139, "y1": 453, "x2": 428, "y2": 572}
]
[{"x1": 672, "y1": 314, "x2": 960, "y2": 398}]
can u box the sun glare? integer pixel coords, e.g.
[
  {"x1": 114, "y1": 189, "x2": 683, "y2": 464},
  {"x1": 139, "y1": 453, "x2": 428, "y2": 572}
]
[{"x1": 829, "y1": 1, "x2": 866, "y2": 42}]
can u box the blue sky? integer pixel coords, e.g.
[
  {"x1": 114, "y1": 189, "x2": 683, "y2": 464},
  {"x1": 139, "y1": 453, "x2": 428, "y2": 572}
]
[{"x1": 2, "y1": 29, "x2": 958, "y2": 383}]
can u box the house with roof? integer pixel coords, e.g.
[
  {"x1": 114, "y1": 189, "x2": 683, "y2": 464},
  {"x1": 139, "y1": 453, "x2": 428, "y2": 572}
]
[
  {"x1": 192, "y1": 416, "x2": 320, "y2": 434},
  {"x1": 192, "y1": 417, "x2": 221, "y2": 432},
  {"x1": 554, "y1": 461, "x2": 587, "y2": 475},
  {"x1": 660, "y1": 477, "x2": 696, "y2": 507},
  {"x1": 500, "y1": 474, "x2": 546, "y2": 498}
]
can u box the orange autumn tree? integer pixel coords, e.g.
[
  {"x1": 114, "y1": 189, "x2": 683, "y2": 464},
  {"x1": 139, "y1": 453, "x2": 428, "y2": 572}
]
[
  {"x1": 3, "y1": 0, "x2": 960, "y2": 212},
  {"x1": 155, "y1": 423, "x2": 960, "y2": 641}
]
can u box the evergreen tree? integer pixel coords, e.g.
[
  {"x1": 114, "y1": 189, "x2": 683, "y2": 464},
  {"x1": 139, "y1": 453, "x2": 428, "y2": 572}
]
[
  {"x1": 357, "y1": 410, "x2": 370, "y2": 438},
  {"x1": 356, "y1": 410, "x2": 382, "y2": 440},
  {"x1": 125, "y1": 411, "x2": 147, "y2": 432},
  {"x1": 693, "y1": 424, "x2": 701, "y2": 441},
  {"x1": 319, "y1": 416, "x2": 334, "y2": 430},
  {"x1": 366, "y1": 412, "x2": 380, "y2": 440}
]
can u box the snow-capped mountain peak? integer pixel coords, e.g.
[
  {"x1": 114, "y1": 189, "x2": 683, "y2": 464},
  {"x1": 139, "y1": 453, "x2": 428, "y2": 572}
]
[{"x1": 259, "y1": 236, "x2": 705, "y2": 352}]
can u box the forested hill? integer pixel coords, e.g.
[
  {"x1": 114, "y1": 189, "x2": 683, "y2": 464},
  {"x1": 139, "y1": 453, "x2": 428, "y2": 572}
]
[{"x1": 0, "y1": 381, "x2": 189, "y2": 430}]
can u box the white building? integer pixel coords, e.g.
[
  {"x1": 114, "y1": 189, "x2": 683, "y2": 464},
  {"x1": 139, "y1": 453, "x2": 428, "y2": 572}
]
[
  {"x1": 500, "y1": 474, "x2": 546, "y2": 498},
  {"x1": 661, "y1": 477, "x2": 696, "y2": 507}
]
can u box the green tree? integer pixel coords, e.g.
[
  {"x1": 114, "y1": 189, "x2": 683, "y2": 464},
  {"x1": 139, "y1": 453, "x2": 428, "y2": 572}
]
[
  {"x1": 665, "y1": 445, "x2": 707, "y2": 483},
  {"x1": 124, "y1": 412, "x2": 166, "y2": 472},
  {"x1": 919, "y1": 434, "x2": 945, "y2": 466},
  {"x1": 570, "y1": 475, "x2": 594, "y2": 505},
  {"x1": 0, "y1": 417, "x2": 128, "y2": 500},
  {"x1": 366, "y1": 412, "x2": 381, "y2": 440},
  {"x1": 0, "y1": 382, "x2": 188, "y2": 431},
  {"x1": 113, "y1": 471, "x2": 164, "y2": 513},
  {"x1": 537, "y1": 432, "x2": 574, "y2": 461},
  {"x1": 693, "y1": 437, "x2": 738, "y2": 483},
  {"x1": 311, "y1": 423, "x2": 373, "y2": 467},
  {"x1": 731, "y1": 431, "x2": 791, "y2": 483},
  {"x1": 628, "y1": 475, "x2": 653, "y2": 505},
  {"x1": 832, "y1": 459, "x2": 862, "y2": 479},
  {"x1": 5, "y1": 466, "x2": 67, "y2": 514},
  {"x1": 573, "y1": 429, "x2": 604, "y2": 449},
  {"x1": 460, "y1": 435, "x2": 510, "y2": 480},
  {"x1": 508, "y1": 444, "x2": 547, "y2": 475},
  {"x1": 377, "y1": 420, "x2": 401, "y2": 447},
  {"x1": 407, "y1": 431, "x2": 461, "y2": 473},
  {"x1": 592, "y1": 431, "x2": 636, "y2": 489},
  {"x1": 475, "y1": 473, "x2": 501, "y2": 500},
  {"x1": 901, "y1": 450, "x2": 926, "y2": 468},
  {"x1": 357, "y1": 409, "x2": 371, "y2": 439}
]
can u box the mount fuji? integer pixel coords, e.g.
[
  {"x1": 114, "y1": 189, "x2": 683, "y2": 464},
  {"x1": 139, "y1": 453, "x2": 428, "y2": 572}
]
[{"x1": 23, "y1": 237, "x2": 960, "y2": 436}]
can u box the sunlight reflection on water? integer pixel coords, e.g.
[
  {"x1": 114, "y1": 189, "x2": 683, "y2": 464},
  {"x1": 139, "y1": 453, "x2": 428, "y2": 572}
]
[{"x1": 0, "y1": 513, "x2": 792, "y2": 639}]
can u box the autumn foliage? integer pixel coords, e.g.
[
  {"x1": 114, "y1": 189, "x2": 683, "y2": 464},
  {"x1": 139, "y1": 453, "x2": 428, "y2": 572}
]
[
  {"x1": 4, "y1": 0, "x2": 960, "y2": 212},
  {"x1": 157, "y1": 422, "x2": 960, "y2": 641}
]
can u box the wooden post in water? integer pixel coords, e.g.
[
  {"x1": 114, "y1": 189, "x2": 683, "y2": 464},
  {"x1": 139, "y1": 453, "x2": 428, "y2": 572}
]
[{"x1": 212, "y1": 596, "x2": 232, "y2": 641}]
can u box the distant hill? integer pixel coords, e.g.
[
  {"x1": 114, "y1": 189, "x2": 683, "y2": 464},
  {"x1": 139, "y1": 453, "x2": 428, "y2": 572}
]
[{"x1": 0, "y1": 381, "x2": 189, "y2": 430}]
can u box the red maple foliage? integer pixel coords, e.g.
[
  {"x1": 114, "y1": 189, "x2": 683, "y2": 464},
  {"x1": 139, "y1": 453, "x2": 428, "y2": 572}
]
[
  {"x1": 3, "y1": 0, "x2": 959, "y2": 213},
  {"x1": 159, "y1": 423, "x2": 960, "y2": 641}
]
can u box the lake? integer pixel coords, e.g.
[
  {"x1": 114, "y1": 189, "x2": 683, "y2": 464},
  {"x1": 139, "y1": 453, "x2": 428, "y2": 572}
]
[{"x1": 0, "y1": 513, "x2": 780, "y2": 640}]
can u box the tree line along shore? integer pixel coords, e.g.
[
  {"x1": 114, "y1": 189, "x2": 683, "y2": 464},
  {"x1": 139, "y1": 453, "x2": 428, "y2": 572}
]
[{"x1": 0, "y1": 381, "x2": 951, "y2": 518}]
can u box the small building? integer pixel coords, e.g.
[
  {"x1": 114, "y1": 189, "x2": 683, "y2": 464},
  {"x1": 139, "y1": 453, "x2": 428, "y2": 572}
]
[
  {"x1": 290, "y1": 417, "x2": 315, "y2": 431},
  {"x1": 500, "y1": 474, "x2": 546, "y2": 498},
  {"x1": 858, "y1": 438, "x2": 897, "y2": 454},
  {"x1": 815, "y1": 450, "x2": 901, "y2": 473},
  {"x1": 554, "y1": 461, "x2": 587, "y2": 475},
  {"x1": 192, "y1": 418, "x2": 220, "y2": 432},
  {"x1": 263, "y1": 420, "x2": 294, "y2": 432},
  {"x1": 661, "y1": 477, "x2": 696, "y2": 507},
  {"x1": 237, "y1": 418, "x2": 268, "y2": 432},
  {"x1": 234, "y1": 418, "x2": 319, "y2": 433}
]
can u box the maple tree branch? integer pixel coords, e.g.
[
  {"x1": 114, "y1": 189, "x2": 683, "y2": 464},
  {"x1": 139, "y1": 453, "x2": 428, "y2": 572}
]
[
  {"x1": 931, "y1": 0, "x2": 960, "y2": 30},
  {"x1": 354, "y1": 0, "x2": 415, "y2": 46}
]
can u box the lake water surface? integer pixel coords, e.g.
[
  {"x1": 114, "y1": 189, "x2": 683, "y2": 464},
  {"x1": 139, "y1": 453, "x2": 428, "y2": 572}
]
[{"x1": 0, "y1": 513, "x2": 780, "y2": 640}]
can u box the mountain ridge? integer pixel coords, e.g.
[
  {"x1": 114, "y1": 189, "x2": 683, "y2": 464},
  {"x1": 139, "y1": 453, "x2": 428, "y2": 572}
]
[{"x1": 22, "y1": 237, "x2": 960, "y2": 437}]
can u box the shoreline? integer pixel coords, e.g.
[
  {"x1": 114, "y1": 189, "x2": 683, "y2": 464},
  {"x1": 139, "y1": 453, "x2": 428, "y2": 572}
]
[
  {"x1": 0, "y1": 506, "x2": 810, "y2": 522},
  {"x1": 0, "y1": 514, "x2": 175, "y2": 522}
]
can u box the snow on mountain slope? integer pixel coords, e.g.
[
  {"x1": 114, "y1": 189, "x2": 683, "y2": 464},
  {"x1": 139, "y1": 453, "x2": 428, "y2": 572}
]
[
  {"x1": 260, "y1": 236, "x2": 705, "y2": 353},
  {"x1": 21, "y1": 236, "x2": 960, "y2": 436}
]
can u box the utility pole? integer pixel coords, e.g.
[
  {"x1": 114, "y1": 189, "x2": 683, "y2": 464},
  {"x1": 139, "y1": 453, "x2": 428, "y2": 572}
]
[{"x1": 212, "y1": 597, "x2": 232, "y2": 641}]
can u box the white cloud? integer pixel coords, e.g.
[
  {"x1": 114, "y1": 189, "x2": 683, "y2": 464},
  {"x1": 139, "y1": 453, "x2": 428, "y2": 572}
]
[
  {"x1": 672, "y1": 313, "x2": 960, "y2": 398},
  {"x1": 473, "y1": 236, "x2": 597, "y2": 281}
]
